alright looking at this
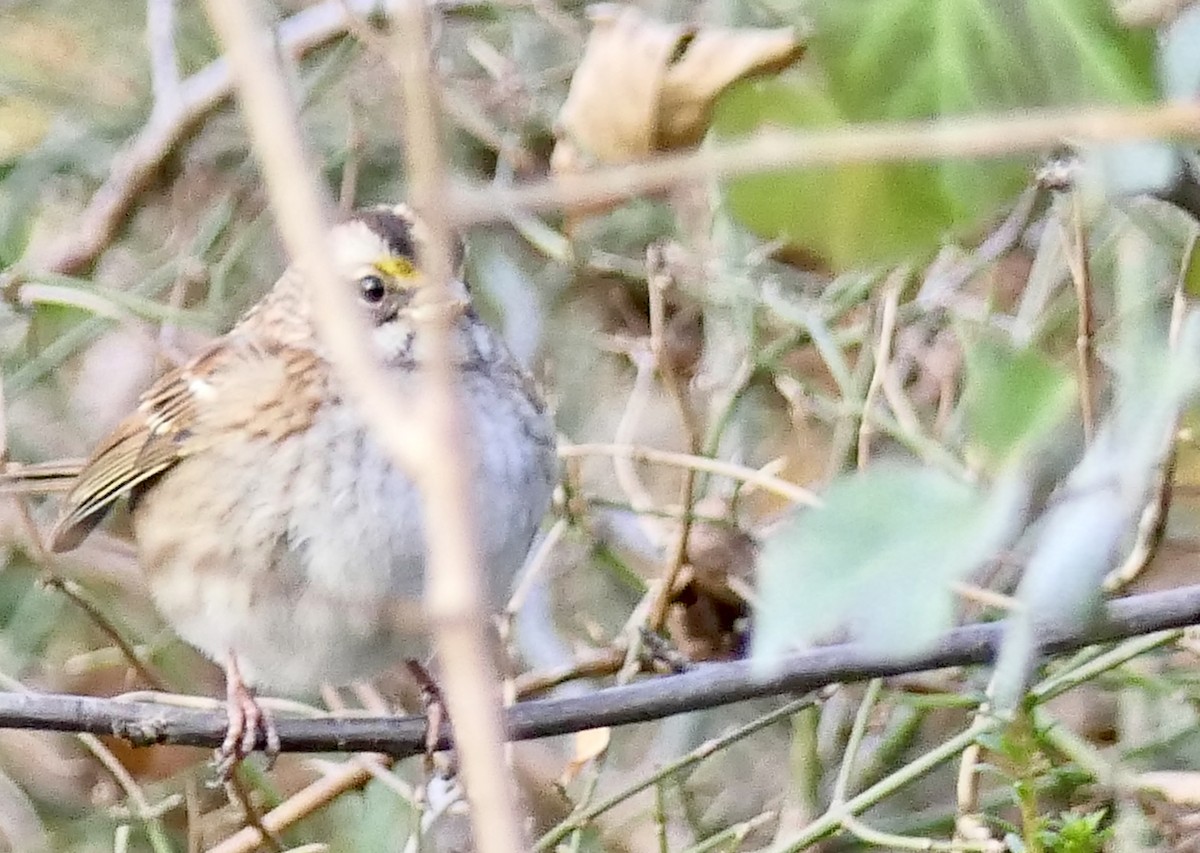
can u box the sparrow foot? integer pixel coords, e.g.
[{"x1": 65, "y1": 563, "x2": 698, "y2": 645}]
[
  {"x1": 405, "y1": 659, "x2": 451, "y2": 764},
  {"x1": 214, "y1": 653, "x2": 280, "y2": 780}
]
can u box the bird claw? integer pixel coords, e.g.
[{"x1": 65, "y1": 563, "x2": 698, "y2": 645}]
[
  {"x1": 405, "y1": 659, "x2": 451, "y2": 763},
  {"x1": 213, "y1": 654, "x2": 280, "y2": 780}
]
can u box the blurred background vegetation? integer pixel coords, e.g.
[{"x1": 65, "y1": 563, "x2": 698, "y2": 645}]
[{"x1": 3, "y1": 0, "x2": 1200, "y2": 850}]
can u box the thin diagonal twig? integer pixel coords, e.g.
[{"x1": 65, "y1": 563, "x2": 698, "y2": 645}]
[
  {"x1": 36, "y1": 0, "x2": 394, "y2": 276},
  {"x1": 448, "y1": 103, "x2": 1200, "y2": 226}
]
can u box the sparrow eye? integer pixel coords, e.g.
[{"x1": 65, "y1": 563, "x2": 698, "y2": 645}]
[{"x1": 359, "y1": 275, "x2": 387, "y2": 304}]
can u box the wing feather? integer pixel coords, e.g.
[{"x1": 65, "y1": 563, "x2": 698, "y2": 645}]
[
  {"x1": 48, "y1": 420, "x2": 179, "y2": 551},
  {"x1": 48, "y1": 341, "x2": 326, "y2": 552}
]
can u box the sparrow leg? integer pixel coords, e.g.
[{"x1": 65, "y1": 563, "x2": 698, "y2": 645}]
[
  {"x1": 405, "y1": 659, "x2": 450, "y2": 763},
  {"x1": 215, "y1": 652, "x2": 280, "y2": 779}
]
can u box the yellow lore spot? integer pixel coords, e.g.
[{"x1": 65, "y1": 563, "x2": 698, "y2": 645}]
[{"x1": 375, "y1": 257, "x2": 417, "y2": 280}]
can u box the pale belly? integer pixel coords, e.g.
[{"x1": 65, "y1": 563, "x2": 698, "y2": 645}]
[{"x1": 134, "y1": 378, "x2": 556, "y2": 693}]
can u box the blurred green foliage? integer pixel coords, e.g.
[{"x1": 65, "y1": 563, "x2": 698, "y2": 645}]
[
  {"x1": 2, "y1": 0, "x2": 1200, "y2": 850},
  {"x1": 961, "y1": 335, "x2": 1075, "y2": 469},
  {"x1": 713, "y1": 0, "x2": 1159, "y2": 269},
  {"x1": 754, "y1": 463, "x2": 1022, "y2": 661}
]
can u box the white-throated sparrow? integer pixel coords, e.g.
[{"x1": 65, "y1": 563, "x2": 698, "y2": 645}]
[{"x1": 11, "y1": 204, "x2": 557, "y2": 769}]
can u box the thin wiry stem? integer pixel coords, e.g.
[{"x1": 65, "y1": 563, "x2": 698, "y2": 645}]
[
  {"x1": 39, "y1": 576, "x2": 166, "y2": 691},
  {"x1": 1064, "y1": 197, "x2": 1097, "y2": 442},
  {"x1": 448, "y1": 102, "x2": 1200, "y2": 226},
  {"x1": 560, "y1": 443, "x2": 819, "y2": 505},
  {"x1": 831, "y1": 679, "x2": 882, "y2": 805},
  {"x1": 857, "y1": 270, "x2": 905, "y2": 469},
  {"x1": 770, "y1": 718, "x2": 998, "y2": 852},
  {"x1": 534, "y1": 696, "x2": 816, "y2": 851},
  {"x1": 36, "y1": 0, "x2": 393, "y2": 276},
  {"x1": 1103, "y1": 271, "x2": 1188, "y2": 593},
  {"x1": 207, "y1": 758, "x2": 388, "y2": 853},
  {"x1": 644, "y1": 246, "x2": 703, "y2": 634}
]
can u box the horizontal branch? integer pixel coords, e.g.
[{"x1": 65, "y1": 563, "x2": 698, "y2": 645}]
[
  {"x1": 448, "y1": 102, "x2": 1200, "y2": 225},
  {"x1": 2, "y1": 583, "x2": 1199, "y2": 758}
]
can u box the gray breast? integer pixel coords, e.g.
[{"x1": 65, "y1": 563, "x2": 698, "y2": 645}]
[{"x1": 284, "y1": 363, "x2": 556, "y2": 611}]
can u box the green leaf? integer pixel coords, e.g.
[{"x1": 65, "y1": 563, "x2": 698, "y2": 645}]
[
  {"x1": 752, "y1": 464, "x2": 1022, "y2": 665},
  {"x1": 1041, "y1": 810, "x2": 1111, "y2": 853},
  {"x1": 713, "y1": 0, "x2": 1159, "y2": 270},
  {"x1": 1184, "y1": 234, "x2": 1200, "y2": 300},
  {"x1": 0, "y1": 163, "x2": 41, "y2": 269},
  {"x1": 962, "y1": 336, "x2": 1076, "y2": 467}
]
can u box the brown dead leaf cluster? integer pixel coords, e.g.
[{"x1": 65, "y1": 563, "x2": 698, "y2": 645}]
[
  {"x1": 552, "y1": 4, "x2": 803, "y2": 171},
  {"x1": 667, "y1": 504, "x2": 758, "y2": 662}
]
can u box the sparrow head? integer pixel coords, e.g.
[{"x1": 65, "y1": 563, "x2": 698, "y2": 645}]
[{"x1": 334, "y1": 204, "x2": 468, "y2": 328}]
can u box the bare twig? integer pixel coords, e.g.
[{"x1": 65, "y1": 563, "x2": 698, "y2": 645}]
[
  {"x1": 955, "y1": 740, "x2": 990, "y2": 849},
  {"x1": 609, "y1": 344, "x2": 659, "y2": 513},
  {"x1": 644, "y1": 246, "x2": 703, "y2": 633},
  {"x1": 832, "y1": 679, "x2": 882, "y2": 805},
  {"x1": 857, "y1": 271, "x2": 905, "y2": 469},
  {"x1": 192, "y1": 7, "x2": 470, "y2": 850},
  {"x1": 337, "y1": 98, "x2": 364, "y2": 214},
  {"x1": 195, "y1": 0, "x2": 435, "y2": 546},
  {"x1": 225, "y1": 772, "x2": 283, "y2": 852},
  {"x1": 647, "y1": 247, "x2": 704, "y2": 450},
  {"x1": 1103, "y1": 450, "x2": 1175, "y2": 593},
  {"x1": 207, "y1": 757, "x2": 389, "y2": 853},
  {"x1": 34, "y1": 0, "x2": 390, "y2": 276},
  {"x1": 680, "y1": 811, "x2": 778, "y2": 853},
  {"x1": 197, "y1": 0, "x2": 523, "y2": 847},
  {"x1": 0, "y1": 673, "x2": 176, "y2": 853},
  {"x1": 512, "y1": 648, "x2": 626, "y2": 699},
  {"x1": 1064, "y1": 197, "x2": 1097, "y2": 441},
  {"x1": 448, "y1": 102, "x2": 1200, "y2": 225},
  {"x1": 1, "y1": 583, "x2": 1200, "y2": 755},
  {"x1": 559, "y1": 443, "x2": 819, "y2": 505},
  {"x1": 145, "y1": 0, "x2": 182, "y2": 111},
  {"x1": 834, "y1": 681, "x2": 1000, "y2": 851},
  {"x1": 390, "y1": 2, "x2": 526, "y2": 848},
  {"x1": 40, "y1": 577, "x2": 166, "y2": 691},
  {"x1": 5, "y1": 451, "x2": 167, "y2": 694},
  {"x1": 842, "y1": 814, "x2": 1003, "y2": 852},
  {"x1": 504, "y1": 516, "x2": 569, "y2": 622},
  {"x1": 533, "y1": 695, "x2": 817, "y2": 851}
]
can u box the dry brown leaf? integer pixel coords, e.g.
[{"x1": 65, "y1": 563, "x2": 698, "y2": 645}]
[
  {"x1": 656, "y1": 25, "x2": 804, "y2": 150},
  {"x1": 559, "y1": 727, "x2": 611, "y2": 786},
  {"x1": 666, "y1": 503, "x2": 757, "y2": 662},
  {"x1": 553, "y1": 4, "x2": 804, "y2": 168}
]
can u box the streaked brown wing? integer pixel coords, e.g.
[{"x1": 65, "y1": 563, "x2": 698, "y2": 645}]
[
  {"x1": 47, "y1": 418, "x2": 178, "y2": 552},
  {"x1": 48, "y1": 340, "x2": 326, "y2": 553},
  {"x1": 47, "y1": 345, "x2": 225, "y2": 553},
  {"x1": 0, "y1": 459, "x2": 87, "y2": 494}
]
